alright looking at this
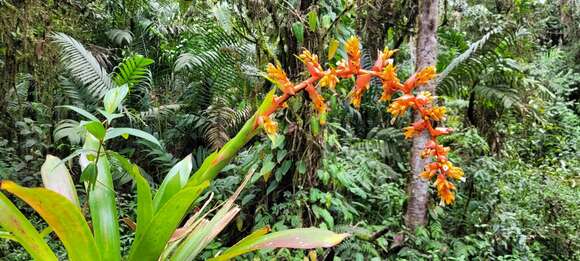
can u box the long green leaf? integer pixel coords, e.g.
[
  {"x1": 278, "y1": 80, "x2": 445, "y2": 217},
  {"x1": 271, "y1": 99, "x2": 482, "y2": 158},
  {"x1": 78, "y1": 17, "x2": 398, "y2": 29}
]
[
  {"x1": 105, "y1": 127, "x2": 162, "y2": 148},
  {"x1": 41, "y1": 154, "x2": 80, "y2": 207},
  {"x1": 1, "y1": 182, "x2": 99, "y2": 261},
  {"x1": 57, "y1": 105, "x2": 100, "y2": 122},
  {"x1": 82, "y1": 134, "x2": 121, "y2": 261},
  {"x1": 0, "y1": 191, "x2": 58, "y2": 261},
  {"x1": 83, "y1": 120, "x2": 107, "y2": 140},
  {"x1": 127, "y1": 181, "x2": 209, "y2": 261},
  {"x1": 153, "y1": 154, "x2": 193, "y2": 211},
  {"x1": 209, "y1": 228, "x2": 349, "y2": 261},
  {"x1": 109, "y1": 152, "x2": 153, "y2": 238},
  {"x1": 103, "y1": 85, "x2": 129, "y2": 113}
]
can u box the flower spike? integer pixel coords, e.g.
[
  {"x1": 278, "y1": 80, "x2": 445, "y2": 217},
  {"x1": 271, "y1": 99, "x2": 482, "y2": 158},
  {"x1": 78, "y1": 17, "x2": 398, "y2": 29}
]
[{"x1": 260, "y1": 40, "x2": 461, "y2": 205}]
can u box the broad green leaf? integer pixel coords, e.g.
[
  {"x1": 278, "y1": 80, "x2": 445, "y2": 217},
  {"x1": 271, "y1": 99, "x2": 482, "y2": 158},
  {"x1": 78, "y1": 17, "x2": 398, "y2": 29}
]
[
  {"x1": 82, "y1": 134, "x2": 121, "y2": 261},
  {"x1": 307, "y1": 10, "x2": 318, "y2": 32},
  {"x1": 105, "y1": 127, "x2": 162, "y2": 148},
  {"x1": 103, "y1": 85, "x2": 129, "y2": 113},
  {"x1": 127, "y1": 182, "x2": 209, "y2": 261},
  {"x1": 322, "y1": 15, "x2": 332, "y2": 29},
  {"x1": 292, "y1": 22, "x2": 304, "y2": 43},
  {"x1": 57, "y1": 105, "x2": 100, "y2": 122},
  {"x1": 80, "y1": 162, "x2": 97, "y2": 190},
  {"x1": 310, "y1": 115, "x2": 320, "y2": 136},
  {"x1": 252, "y1": 160, "x2": 275, "y2": 183},
  {"x1": 110, "y1": 152, "x2": 153, "y2": 236},
  {"x1": 297, "y1": 160, "x2": 307, "y2": 174},
  {"x1": 1, "y1": 182, "x2": 99, "y2": 261},
  {"x1": 153, "y1": 154, "x2": 193, "y2": 211},
  {"x1": 312, "y1": 205, "x2": 334, "y2": 228},
  {"x1": 41, "y1": 154, "x2": 80, "y2": 207},
  {"x1": 209, "y1": 228, "x2": 349, "y2": 261},
  {"x1": 0, "y1": 192, "x2": 58, "y2": 261},
  {"x1": 83, "y1": 120, "x2": 106, "y2": 140}
]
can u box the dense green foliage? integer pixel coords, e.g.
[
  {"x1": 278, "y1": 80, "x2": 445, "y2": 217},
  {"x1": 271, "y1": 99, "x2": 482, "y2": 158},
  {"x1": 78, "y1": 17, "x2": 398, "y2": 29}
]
[{"x1": 1, "y1": 0, "x2": 579, "y2": 260}]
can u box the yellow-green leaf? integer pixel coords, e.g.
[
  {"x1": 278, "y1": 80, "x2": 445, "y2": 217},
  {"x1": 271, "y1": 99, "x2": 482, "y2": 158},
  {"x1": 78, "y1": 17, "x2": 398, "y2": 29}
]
[
  {"x1": 1, "y1": 182, "x2": 100, "y2": 261},
  {"x1": 328, "y1": 39, "x2": 339, "y2": 60},
  {"x1": 0, "y1": 192, "x2": 58, "y2": 261}
]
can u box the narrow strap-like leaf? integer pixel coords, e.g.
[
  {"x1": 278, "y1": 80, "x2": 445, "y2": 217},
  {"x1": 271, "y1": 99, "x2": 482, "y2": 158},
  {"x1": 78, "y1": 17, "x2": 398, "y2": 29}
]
[
  {"x1": 127, "y1": 182, "x2": 209, "y2": 261},
  {"x1": 109, "y1": 152, "x2": 153, "y2": 239},
  {"x1": 83, "y1": 134, "x2": 121, "y2": 261},
  {"x1": 209, "y1": 228, "x2": 349, "y2": 261},
  {"x1": 41, "y1": 154, "x2": 80, "y2": 207}
]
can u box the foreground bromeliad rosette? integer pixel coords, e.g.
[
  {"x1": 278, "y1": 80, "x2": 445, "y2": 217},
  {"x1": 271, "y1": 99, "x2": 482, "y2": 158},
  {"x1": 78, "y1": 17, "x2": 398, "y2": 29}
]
[{"x1": 261, "y1": 36, "x2": 464, "y2": 205}]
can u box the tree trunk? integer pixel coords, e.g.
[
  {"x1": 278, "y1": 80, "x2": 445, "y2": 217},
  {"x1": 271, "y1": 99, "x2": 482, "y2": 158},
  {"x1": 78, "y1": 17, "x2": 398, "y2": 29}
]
[
  {"x1": 404, "y1": 0, "x2": 438, "y2": 230},
  {"x1": 559, "y1": 0, "x2": 576, "y2": 43}
]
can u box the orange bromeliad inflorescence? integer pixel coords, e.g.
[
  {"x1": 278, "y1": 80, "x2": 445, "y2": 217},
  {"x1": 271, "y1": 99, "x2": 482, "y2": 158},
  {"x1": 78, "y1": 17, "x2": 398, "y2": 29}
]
[{"x1": 261, "y1": 36, "x2": 463, "y2": 205}]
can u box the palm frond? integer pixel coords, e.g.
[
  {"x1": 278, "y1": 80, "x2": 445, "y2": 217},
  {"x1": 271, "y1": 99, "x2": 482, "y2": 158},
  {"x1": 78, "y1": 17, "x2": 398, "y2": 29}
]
[
  {"x1": 174, "y1": 27, "x2": 255, "y2": 108},
  {"x1": 51, "y1": 32, "x2": 115, "y2": 99},
  {"x1": 106, "y1": 29, "x2": 134, "y2": 46},
  {"x1": 436, "y1": 25, "x2": 521, "y2": 97},
  {"x1": 57, "y1": 76, "x2": 84, "y2": 106},
  {"x1": 54, "y1": 119, "x2": 83, "y2": 145}
]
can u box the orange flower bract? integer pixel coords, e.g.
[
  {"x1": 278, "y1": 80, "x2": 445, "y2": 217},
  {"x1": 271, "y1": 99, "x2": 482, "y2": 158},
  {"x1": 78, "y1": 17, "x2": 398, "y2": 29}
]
[
  {"x1": 261, "y1": 115, "x2": 278, "y2": 135},
  {"x1": 299, "y1": 49, "x2": 324, "y2": 78},
  {"x1": 345, "y1": 36, "x2": 361, "y2": 72},
  {"x1": 320, "y1": 68, "x2": 339, "y2": 89},
  {"x1": 305, "y1": 84, "x2": 327, "y2": 114},
  {"x1": 267, "y1": 63, "x2": 295, "y2": 95}
]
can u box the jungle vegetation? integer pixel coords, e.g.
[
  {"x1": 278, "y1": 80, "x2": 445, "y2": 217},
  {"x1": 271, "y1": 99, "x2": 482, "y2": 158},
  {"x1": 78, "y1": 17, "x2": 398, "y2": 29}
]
[{"x1": 0, "y1": 0, "x2": 579, "y2": 260}]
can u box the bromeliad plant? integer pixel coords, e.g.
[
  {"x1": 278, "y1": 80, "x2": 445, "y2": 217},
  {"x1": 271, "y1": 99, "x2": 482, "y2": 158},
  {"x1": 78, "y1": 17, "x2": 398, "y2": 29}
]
[{"x1": 0, "y1": 84, "x2": 348, "y2": 261}]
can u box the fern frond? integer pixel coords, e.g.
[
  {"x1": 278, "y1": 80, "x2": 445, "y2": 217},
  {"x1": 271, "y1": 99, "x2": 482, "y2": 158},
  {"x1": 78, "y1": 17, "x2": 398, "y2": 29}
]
[
  {"x1": 113, "y1": 54, "x2": 154, "y2": 88},
  {"x1": 51, "y1": 32, "x2": 115, "y2": 98},
  {"x1": 174, "y1": 27, "x2": 255, "y2": 108}
]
